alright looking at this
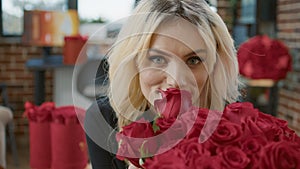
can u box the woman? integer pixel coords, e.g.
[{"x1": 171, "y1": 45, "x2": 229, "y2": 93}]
[{"x1": 84, "y1": 0, "x2": 240, "y2": 168}]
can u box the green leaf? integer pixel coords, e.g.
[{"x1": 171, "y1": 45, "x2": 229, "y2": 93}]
[
  {"x1": 152, "y1": 116, "x2": 161, "y2": 133},
  {"x1": 152, "y1": 122, "x2": 160, "y2": 133}
]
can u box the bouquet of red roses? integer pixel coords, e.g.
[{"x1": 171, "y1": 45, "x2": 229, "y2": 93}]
[
  {"x1": 237, "y1": 35, "x2": 292, "y2": 80},
  {"x1": 116, "y1": 88, "x2": 300, "y2": 169}
]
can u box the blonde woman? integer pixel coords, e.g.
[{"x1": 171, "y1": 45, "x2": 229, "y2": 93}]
[{"x1": 84, "y1": 0, "x2": 240, "y2": 168}]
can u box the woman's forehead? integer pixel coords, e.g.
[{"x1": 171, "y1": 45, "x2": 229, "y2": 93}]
[{"x1": 153, "y1": 18, "x2": 206, "y2": 51}]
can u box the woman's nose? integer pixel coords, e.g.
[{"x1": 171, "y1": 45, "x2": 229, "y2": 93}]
[
  {"x1": 165, "y1": 62, "x2": 187, "y2": 88},
  {"x1": 166, "y1": 75, "x2": 179, "y2": 88}
]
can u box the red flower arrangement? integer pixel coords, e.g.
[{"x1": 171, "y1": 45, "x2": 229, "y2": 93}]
[
  {"x1": 237, "y1": 35, "x2": 292, "y2": 80},
  {"x1": 23, "y1": 101, "x2": 55, "y2": 169},
  {"x1": 116, "y1": 88, "x2": 300, "y2": 169},
  {"x1": 23, "y1": 102, "x2": 88, "y2": 169}
]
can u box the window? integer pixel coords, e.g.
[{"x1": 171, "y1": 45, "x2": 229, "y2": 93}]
[
  {"x1": 77, "y1": 0, "x2": 135, "y2": 23},
  {"x1": 0, "y1": 0, "x2": 75, "y2": 36}
]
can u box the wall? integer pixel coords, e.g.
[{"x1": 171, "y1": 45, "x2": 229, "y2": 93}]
[
  {"x1": 0, "y1": 39, "x2": 61, "y2": 134},
  {"x1": 276, "y1": 0, "x2": 300, "y2": 134},
  {"x1": 217, "y1": 0, "x2": 235, "y2": 32}
]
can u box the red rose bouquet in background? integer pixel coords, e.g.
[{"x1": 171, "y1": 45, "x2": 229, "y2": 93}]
[
  {"x1": 116, "y1": 88, "x2": 300, "y2": 169},
  {"x1": 23, "y1": 103, "x2": 88, "y2": 169},
  {"x1": 237, "y1": 35, "x2": 292, "y2": 80},
  {"x1": 23, "y1": 101, "x2": 55, "y2": 169}
]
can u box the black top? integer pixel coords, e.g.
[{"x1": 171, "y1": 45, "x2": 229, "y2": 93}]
[{"x1": 84, "y1": 96, "x2": 126, "y2": 169}]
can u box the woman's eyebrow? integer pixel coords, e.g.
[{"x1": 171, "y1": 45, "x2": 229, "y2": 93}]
[
  {"x1": 184, "y1": 49, "x2": 206, "y2": 57},
  {"x1": 148, "y1": 48, "x2": 170, "y2": 56},
  {"x1": 148, "y1": 48, "x2": 206, "y2": 57}
]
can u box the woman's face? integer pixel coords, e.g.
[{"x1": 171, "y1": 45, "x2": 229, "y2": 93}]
[{"x1": 138, "y1": 19, "x2": 209, "y2": 106}]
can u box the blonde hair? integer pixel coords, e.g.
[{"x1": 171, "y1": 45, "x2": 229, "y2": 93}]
[{"x1": 107, "y1": 0, "x2": 241, "y2": 128}]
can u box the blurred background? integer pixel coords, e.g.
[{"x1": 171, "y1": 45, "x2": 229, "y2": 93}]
[{"x1": 0, "y1": 0, "x2": 299, "y2": 168}]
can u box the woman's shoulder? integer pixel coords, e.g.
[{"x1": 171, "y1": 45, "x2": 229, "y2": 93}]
[{"x1": 96, "y1": 95, "x2": 112, "y2": 112}]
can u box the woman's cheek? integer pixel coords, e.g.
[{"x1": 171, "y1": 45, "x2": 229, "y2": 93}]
[{"x1": 139, "y1": 69, "x2": 164, "y2": 103}]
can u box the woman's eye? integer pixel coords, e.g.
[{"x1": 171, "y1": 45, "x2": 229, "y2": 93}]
[
  {"x1": 186, "y1": 56, "x2": 203, "y2": 65},
  {"x1": 149, "y1": 55, "x2": 167, "y2": 64}
]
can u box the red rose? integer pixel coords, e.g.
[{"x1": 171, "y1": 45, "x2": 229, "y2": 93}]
[
  {"x1": 190, "y1": 155, "x2": 223, "y2": 169},
  {"x1": 209, "y1": 119, "x2": 243, "y2": 147},
  {"x1": 155, "y1": 116, "x2": 176, "y2": 134},
  {"x1": 280, "y1": 126, "x2": 300, "y2": 142},
  {"x1": 241, "y1": 135, "x2": 267, "y2": 155},
  {"x1": 119, "y1": 118, "x2": 155, "y2": 138},
  {"x1": 223, "y1": 102, "x2": 258, "y2": 125},
  {"x1": 154, "y1": 88, "x2": 192, "y2": 119},
  {"x1": 242, "y1": 118, "x2": 264, "y2": 136},
  {"x1": 23, "y1": 101, "x2": 54, "y2": 122},
  {"x1": 196, "y1": 109, "x2": 224, "y2": 143},
  {"x1": 155, "y1": 117, "x2": 188, "y2": 153},
  {"x1": 259, "y1": 141, "x2": 300, "y2": 169},
  {"x1": 180, "y1": 107, "x2": 209, "y2": 139},
  {"x1": 193, "y1": 108, "x2": 209, "y2": 124},
  {"x1": 240, "y1": 135, "x2": 268, "y2": 168},
  {"x1": 292, "y1": 133, "x2": 300, "y2": 143},
  {"x1": 257, "y1": 112, "x2": 286, "y2": 129},
  {"x1": 36, "y1": 102, "x2": 55, "y2": 122},
  {"x1": 177, "y1": 138, "x2": 210, "y2": 166},
  {"x1": 23, "y1": 101, "x2": 38, "y2": 121},
  {"x1": 38, "y1": 102, "x2": 55, "y2": 112},
  {"x1": 255, "y1": 113, "x2": 291, "y2": 141},
  {"x1": 143, "y1": 148, "x2": 186, "y2": 169},
  {"x1": 116, "y1": 118, "x2": 156, "y2": 167},
  {"x1": 220, "y1": 146, "x2": 250, "y2": 169}
]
